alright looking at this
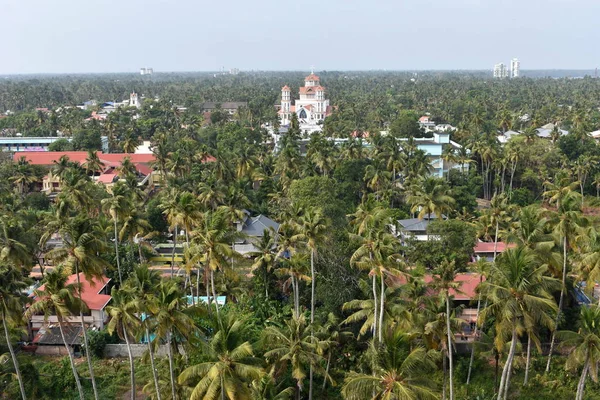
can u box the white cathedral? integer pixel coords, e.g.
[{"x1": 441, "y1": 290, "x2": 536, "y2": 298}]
[{"x1": 279, "y1": 72, "x2": 332, "y2": 127}]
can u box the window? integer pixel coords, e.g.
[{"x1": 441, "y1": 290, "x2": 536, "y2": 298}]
[{"x1": 299, "y1": 109, "x2": 307, "y2": 119}]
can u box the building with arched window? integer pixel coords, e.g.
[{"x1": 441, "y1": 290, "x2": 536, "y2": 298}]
[{"x1": 279, "y1": 72, "x2": 332, "y2": 127}]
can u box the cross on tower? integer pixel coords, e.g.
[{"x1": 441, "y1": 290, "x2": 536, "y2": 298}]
[{"x1": 310, "y1": 65, "x2": 314, "y2": 74}]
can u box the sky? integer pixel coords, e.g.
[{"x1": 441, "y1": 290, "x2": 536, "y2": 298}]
[{"x1": 1, "y1": 0, "x2": 599, "y2": 74}]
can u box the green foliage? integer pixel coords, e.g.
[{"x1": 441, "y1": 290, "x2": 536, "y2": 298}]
[{"x1": 48, "y1": 138, "x2": 73, "y2": 151}]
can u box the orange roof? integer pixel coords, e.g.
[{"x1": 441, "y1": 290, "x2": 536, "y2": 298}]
[
  {"x1": 313, "y1": 85, "x2": 325, "y2": 91},
  {"x1": 14, "y1": 151, "x2": 155, "y2": 166},
  {"x1": 305, "y1": 73, "x2": 320, "y2": 81},
  {"x1": 97, "y1": 173, "x2": 116, "y2": 183},
  {"x1": 299, "y1": 87, "x2": 316, "y2": 94},
  {"x1": 395, "y1": 273, "x2": 484, "y2": 301},
  {"x1": 282, "y1": 85, "x2": 291, "y2": 91},
  {"x1": 473, "y1": 242, "x2": 515, "y2": 253},
  {"x1": 35, "y1": 273, "x2": 111, "y2": 311}
]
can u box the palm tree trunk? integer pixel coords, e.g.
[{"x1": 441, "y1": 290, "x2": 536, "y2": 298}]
[
  {"x1": 310, "y1": 249, "x2": 316, "y2": 324},
  {"x1": 322, "y1": 352, "x2": 331, "y2": 390},
  {"x1": 58, "y1": 319, "x2": 85, "y2": 400},
  {"x1": 378, "y1": 274, "x2": 385, "y2": 343},
  {"x1": 170, "y1": 225, "x2": 178, "y2": 279},
  {"x1": 524, "y1": 335, "x2": 532, "y2": 385},
  {"x1": 372, "y1": 273, "x2": 378, "y2": 339},
  {"x1": 210, "y1": 269, "x2": 221, "y2": 322},
  {"x1": 123, "y1": 325, "x2": 135, "y2": 400},
  {"x1": 446, "y1": 295, "x2": 454, "y2": 400},
  {"x1": 264, "y1": 264, "x2": 269, "y2": 298},
  {"x1": 497, "y1": 326, "x2": 517, "y2": 400},
  {"x1": 546, "y1": 235, "x2": 567, "y2": 372},
  {"x1": 509, "y1": 161, "x2": 516, "y2": 194},
  {"x1": 167, "y1": 330, "x2": 177, "y2": 400},
  {"x1": 2, "y1": 311, "x2": 26, "y2": 400},
  {"x1": 466, "y1": 289, "x2": 482, "y2": 385},
  {"x1": 75, "y1": 269, "x2": 99, "y2": 400},
  {"x1": 442, "y1": 350, "x2": 447, "y2": 400},
  {"x1": 576, "y1": 359, "x2": 589, "y2": 400},
  {"x1": 493, "y1": 220, "x2": 500, "y2": 260},
  {"x1": 114, "y1": 218, "x2": 122, "y2": 285},
  {"x1": 146, "y1": 327, "x2": 162, "y2": 400}
]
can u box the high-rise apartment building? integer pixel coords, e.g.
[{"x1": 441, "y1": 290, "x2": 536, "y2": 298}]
[
  {"x1": 493, "y1": 63, "x2": 508, "y2": 79},
  {"x1": 510, "y1": 58, "x2": 520, "y2": 78}
]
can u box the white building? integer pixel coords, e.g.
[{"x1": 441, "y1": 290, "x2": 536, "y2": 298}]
[
  {"x1": 279, "y1": 72, "x2": 332, "y2": 128},
  {"x1": 510, "y1": 58, "x2": 520, "y2": 78},
  {"x1": 140, "y1": 67, "x2": 153, "y2": 75},
  {"x1": 129, "y1": 92, "x2": 142, "y2": 109},
  {"x1": 493, "y1": 63, "x2": 509, "y2": 79}
]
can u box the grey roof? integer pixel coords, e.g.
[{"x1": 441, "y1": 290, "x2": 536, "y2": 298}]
[
  {"x1": 34, "y1": 325, "x2": 83, "y2": 346},
  {"x1": 201, "y1": 102, "x2": 247, "y2": 110},
  {"x1": 398, "y1": 213, "x2": 445, "y2": 232},
  {"x1": 241, "y1": 215, "x2": 280, "y2": 237},
  {"x1": 397, "y1": 218, "x2": 430, "y2": 232},
  {"x1": 536, "y1": 128, "x2": 569, "y2": 138}
]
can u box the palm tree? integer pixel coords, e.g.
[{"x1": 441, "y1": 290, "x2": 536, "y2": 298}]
[
  {"x1": 407, "y1": 177, "x2": 455, "y2": 221},
  {"x1": 432, "y1": 260, "x2": 461, "y2": 400},
  {"x1": 25, "y1": 268, "x2": 87, "y2": 400},
  {"x1": 106, "y1": 287, "x2": 141, "y2": 400},
  {"x1": 149, "y1": 280, "x2": 199, "y2": 400},
  {"x1": 0, "y1": 265, "x2": 30, "y2": 400},
  {"x1": 466, "y1": 258, "x2": 490, "y2": 385},
  {"x1": 178, "y1": 315, "x2": 264, "y2": 400},
  {"x1": 544, "y1": 193, "x2": 588, "y2": 372},
  {"x1": 46, "y1": 216, "x2": 109, "y2": 400},
  {"x1": 101, "y1": 192, "x2": 129, "y2": 284},
  {"x1": 479, "y1": 247, "x2": 559, "y2": 400},
  {"x1": 278, "y1": 253, "x2": 311, "y2": 319},
  {"x1": 341, "y1": 329, "x2": 438, "y2": 400},
  {"x1": 557, "y1": 306, "x2": 600, "y2": 400},
  {"x1": 263, "y1": 315, "x2": 326, "y2": 400},
  {"x1": 127, "y1": 265, "x2": 162, "y2": 400},
  {"x1": 249, "y1": 228, "x2": 277, "y2": 298},
  {"x1": 317, "y1": 313, "x2": 353, "y2": 391},
  {"x1": 189, "y1": 209, "x2": 238, "y2": 321},
  {"x1": 83, "y1": 150, "x2": 105, "y2": 176}
]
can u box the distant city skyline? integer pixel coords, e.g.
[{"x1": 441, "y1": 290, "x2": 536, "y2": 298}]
[{"x1": 2, "y1": 0, "x2": 599, "y2": 74}]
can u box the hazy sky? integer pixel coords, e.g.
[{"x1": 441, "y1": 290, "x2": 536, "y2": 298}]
[{"x1": 2, "y1": 0, "x2": 599, "y2": 74}]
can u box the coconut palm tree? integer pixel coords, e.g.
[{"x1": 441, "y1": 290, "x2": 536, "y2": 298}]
[
  {"x1": 25, "y1": 268, "x2": 87, "y2": 400},
  {"x1": 178, "y1": 315, "x2": 264, "y2": 400},
  {"x1": 479, "y1": 247, "x2": 559, "y2": 400},
  {"x1": 317, "y1": 313, "x2": 353, "y2": 391},
  {"x1": 101, "y1": 192, "x2": 129, "y2": 284},
  {"x1": 407, "y1": 177, "x2": 455, "y2": 221},
  {"x1": 106, "y1": 286, "x2": 141, "y2": 400},
  {"x1": 341, "y1": 329, "x2": 438, "y2": 400},
  {"x1": 263, "y1": 315, "x2": 326, "y2": 400},
  {"x1": 431, "y1": 260, "x2": 461, "y2": 400},
  {"x1": 466, "y1": 258, "x2": 490, "y2": 385},
  {"x1": 127, "y1": 265, "x2": 162, "y2": 400},
  {"x1": 82, "y1": 150, "x2": 105, "y2": 176},
  {"x1": 557, "y1": 306, "x2": 600, "y2": 400},
  {"x1": 0, "y1": 265, "x2": 30, "y2": 400},
  {"x1": 149, "y1": 280, "x2": 199, "y2": 400},
  {"x1": 46, "y1": 216, "x2": 109, "y2": 400},
  {"x1": 544, "y1": 193, "x2": 588, "y2": 372},
  {"x1": 249, "y1": 228, "x2": 277, "y2": 298}
]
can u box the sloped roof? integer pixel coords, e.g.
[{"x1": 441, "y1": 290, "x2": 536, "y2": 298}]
[
  {"x1": 398, "y1": 213, "x2": 445, "y2": 232},
  {"x1": 305, "y1": 73, "x2": 320, "y2": 81},
  {"x1": 473, "y1": 241, "x2": 515, "y2": 253},
  {"x1": 97, "y1": 173, "x2": 117, "y2": 183},
  {"x1": 35, "y1": 273, "x2": 111, "y2": 311},
  {"x1": 241, "y1": 215, "x2": 280, "y2": 237},
  {"x1": 394, "y1": 273, "x2": 483, "y2": 301},
  {"x1": 33, "y1": 324, "x2": 83, "y2": 345},
  {"x1": 14, "y1": 151, "x2": 155, "y2": 166}
]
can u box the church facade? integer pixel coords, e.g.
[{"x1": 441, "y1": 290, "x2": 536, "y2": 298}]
[{"x1": 279, "y1": 73, "x2": 332, "y2": 127}]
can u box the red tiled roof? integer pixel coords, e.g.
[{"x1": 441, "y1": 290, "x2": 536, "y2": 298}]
[
  {"x1": 305, "y1": 73, "x2": 320, "y2": 81},
  {"x1": 282, "y1": 85, "x2": 291, "y2": 91},
  {"x1": 395, "y1": 273, "x2": 484, "y2": 301},
  {"x1": 419, "y1": 116, "x2": 430, "y2": 122},
  {"x1": 35, "y1": 273, "x2": 111, "y2": 311},
  {"x1": 299, "y1": 87, "x2": 315, "y2": 94},
  {"x1": 14, "y1": 151, "x2": 155, "y2": 166},
  {"x1": 313, "y1": 86, "x2": 325, "y2": 91},
  {"x1": 473, "y1": 242, "x2": 515, "y2": 253},
  {"x1": 134, "y1": 163, "x2": 153, "y2": 176},
  {"x1": 97, "y1": 173, "x2": 116, "y2": 183}
]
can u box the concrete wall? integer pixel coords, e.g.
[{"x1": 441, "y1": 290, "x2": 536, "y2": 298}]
[
  {"x1": 36, "y1": 345, "x2": 73, "y2": 356},
  {"x1": 104, "y1": 344, "x2": 185, "y2": 358}
]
